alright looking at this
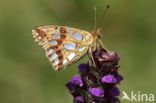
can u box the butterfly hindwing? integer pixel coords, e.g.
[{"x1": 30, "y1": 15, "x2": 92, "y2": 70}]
[{"x1": 32, "y1": 25, "x2": 93, "y2": 71}]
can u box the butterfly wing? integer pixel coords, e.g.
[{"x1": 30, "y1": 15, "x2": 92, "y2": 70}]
[{"x1": 32, "y1": 25, "x2": 93, "y2": 71}]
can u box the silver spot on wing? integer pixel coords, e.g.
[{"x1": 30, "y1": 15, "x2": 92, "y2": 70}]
[
  {"x1": 35, "y1": 33, "x2": 39, "y2": 36},
  {"x1": 37, "y1": 36, "x2": 42, "y2": 40},
  {"x1": 72, "y1": 32, "x2": 82, "y2": 41},
  {"x1": 51, "y1": 53, "x2": 58, "y2": 59},
  {"x1": 49, "y1": 49, "x2": 53, "y2": 54},
  {"x1": 77, "y1": 47, "x2": 86, "y2": 52},
  {"x1": 54, "y1": 58, "x2": 59, "y2": 65},
  {"x1": 56, "y1": 30, "x2": 60, "y2": 34},
  {"x1": 63, "y1": 59, "x2": 67, "y2": 64},
  {"x1": 67, "y1": 30, "x2": 72, "y2": 35},
  {"x1": 64, "y1": 43, "x2": 76, "y2": 50},
  {"x1": 50, "y1": 40, "x2": 57, "y2": 46},
  {"x1": 85, "y1": 35, "x2": 90, "y2": 40},
  {"x1": 67, "y1": 52, "x2": 76, "y2": 61},
  {"x1": 42, "y1": 29, "x2": 47, "y2": 32},
  {"x1": 52, "y1": 34, "x2": 60, "y2": 39}
]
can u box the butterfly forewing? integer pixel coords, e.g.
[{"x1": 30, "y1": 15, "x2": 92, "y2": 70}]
[{"x1": 32, "y1": 25, "x2": 93, "y2": 71}]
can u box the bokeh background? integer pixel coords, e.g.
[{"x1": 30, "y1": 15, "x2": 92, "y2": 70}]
[{"x1": 0, "y1": 0, "x2": 156, "y2": 103}]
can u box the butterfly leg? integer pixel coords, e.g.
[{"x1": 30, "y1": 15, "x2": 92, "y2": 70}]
[
  {"x1": 98, "y1": 39, "x2": 108, "y2": 51},
  {"x1": 89, "y1": 46, "x2": 96, "y2": 67}
]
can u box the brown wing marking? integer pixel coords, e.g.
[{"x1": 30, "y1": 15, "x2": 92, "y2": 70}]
[{"x1": 33, "y1": 28, "x2": 47, "y2": 42}]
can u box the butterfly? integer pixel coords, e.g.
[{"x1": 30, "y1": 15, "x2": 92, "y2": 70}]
[
  {"x1": 32, "y1": 25, "x2": 106, "y2": 71},
  {"x1": 32, "y1": 6, "x2": 109, "y2": 71}
]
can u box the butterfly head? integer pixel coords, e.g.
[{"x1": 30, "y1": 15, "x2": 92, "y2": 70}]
[{"x1": 92, "y1": 28, "x2": 102, "y2": 39}]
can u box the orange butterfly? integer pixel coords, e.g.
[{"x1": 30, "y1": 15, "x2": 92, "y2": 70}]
[{"x1": 32, "y1": 6, "x2": 109, "y2": 71}]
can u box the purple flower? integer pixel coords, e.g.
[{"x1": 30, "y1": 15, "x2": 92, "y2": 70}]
[
  {"x1": 66, "y1": 48, "x2": 122, "y2": 103},
  {"x1": 92, "y1": 100, "x2": 102, "y2": 103},
  {"x1": 75, "y1": 96, "x2": 85, "y2": 103},
  {"x1": 66, "y1": 82, "x2": 76, "y2": 92},
  {"x1": 70, "y1": 75, "x2": 83, "y2": 87},
  {"x1": 101, "y1": 74, "x2": 116, "y2": 83},
  {"x1": 100, "y1": 51, "x2": 120, "y2": 63},
  {"x1": 109, "y1": 87, "x2": 120, "y2": 96},
  {"x1": 88, "y1": 72, "x2": 97, "y2": 83},
  {"x1": 79, "y1": 64, "x2": 89, "y2": 74},
  {"x1": 89, "y1": 88, "x2": 104, "y2": 98},
  {"x1": 109, "y1": 97, "x2": 120, "y2": 103},
  {"x1": 92, "y1": 101, "x2": 99, "y2": 103},
  {"x1": 116, "y1": 74, "x2": 123, "y2": 83}
]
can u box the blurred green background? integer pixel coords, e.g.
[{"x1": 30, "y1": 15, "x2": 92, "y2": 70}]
[{"x1": 0, "y1": 0, "x2": 156, "y2": 103}]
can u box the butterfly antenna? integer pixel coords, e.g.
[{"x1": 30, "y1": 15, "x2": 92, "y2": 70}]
[
  {"x1": 98, "y1": 5, "x2": 110, "y2": 28},
  {"x1": 94, "y1": 5, "x2": 97, "y2": 31}
]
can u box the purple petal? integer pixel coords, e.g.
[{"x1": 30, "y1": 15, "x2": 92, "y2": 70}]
[
  {"x1": 66, "y1": 82, "x2": 76, "y2": 92},
  {"x1": 88, "y1": 72, "x2": 97, "y2": 83},
  {"x1": 101, "y1": 74, "x2": 116, "y2": 83},
  {"x1": 100, "y1": 51, "x2": 120, "y2": 62},
  {"x1": 75, "y1": 96, "x2": 85, "y2": 103},
  {"x1": 109, "y1": 87, "x2": 120, "y2": 96},
  {"x1": 109, "y1": 97, "x2": 120, "y2": 103},
  {"x1": 70, "y1": 75, "x2": 83, "y2": 87},
  {"x1": 116, "y1": 74, "x2": 123, "y2": 83},
  {"x1": 92, "y1": 101, "x2": 101, "y2": 103},
  {"x1": 78, "y1": 64, "x2": 89, "y2": 74},
  {"x1": 89, "y1": 88, "x2": 104, "y2": 98}
]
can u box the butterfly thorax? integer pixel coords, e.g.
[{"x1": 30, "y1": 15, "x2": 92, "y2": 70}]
[
  {"x1": 90, "y1": 28, "x2": 104, "y2": 51},
  {"x1": 92, "y1": 28, "x2": 102, "y2": 39}
]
